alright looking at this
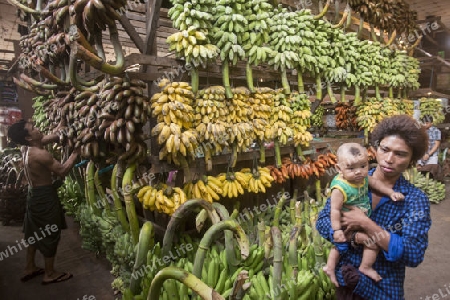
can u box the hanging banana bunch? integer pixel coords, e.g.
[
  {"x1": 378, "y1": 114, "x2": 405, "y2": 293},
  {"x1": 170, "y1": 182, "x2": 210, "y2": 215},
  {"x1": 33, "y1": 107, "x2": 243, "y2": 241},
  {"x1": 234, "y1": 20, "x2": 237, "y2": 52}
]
[
  {"x1": 167, "y1": 0, "x2": 218, "y2": 93},
  {"x1": 211, "y1": 0, "x2": 248, "y2": 99},
  {"x1": 290, "y1": 92, "x2": 313, "y2": 148},
  {"x1": 241, "y1": 0, "x2": 273, "y2": 92},
  {"x1": 151, "y1": 79, "x2": 199, "y2": 166}
]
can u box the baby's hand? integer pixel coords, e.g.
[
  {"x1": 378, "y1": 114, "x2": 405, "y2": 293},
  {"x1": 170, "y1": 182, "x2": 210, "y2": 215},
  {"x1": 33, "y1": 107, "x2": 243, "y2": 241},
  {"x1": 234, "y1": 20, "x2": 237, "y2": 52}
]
[
  {"x1": 333, "y1": 229, "x2": 346, "y2": 242},
  {"x1": 390, "y1": 192, "x2": 405, "y2": 202}
]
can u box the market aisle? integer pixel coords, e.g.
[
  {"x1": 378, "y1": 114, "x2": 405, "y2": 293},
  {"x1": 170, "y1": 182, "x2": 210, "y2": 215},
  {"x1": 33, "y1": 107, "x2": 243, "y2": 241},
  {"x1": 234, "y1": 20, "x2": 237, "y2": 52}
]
[
  {"x1": 405, "y1": 184, "x2": 450, "y2": 299},
  {"x1": 0, "y1": 217, "x2": 115, "y2": 300}
]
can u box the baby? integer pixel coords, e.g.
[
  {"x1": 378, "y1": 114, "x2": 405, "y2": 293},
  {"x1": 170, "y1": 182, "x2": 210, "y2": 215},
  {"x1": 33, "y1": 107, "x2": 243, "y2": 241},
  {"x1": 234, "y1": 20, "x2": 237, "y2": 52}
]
[{"x1": 323, "y1": 143, "x2": 404, "y2": 287}]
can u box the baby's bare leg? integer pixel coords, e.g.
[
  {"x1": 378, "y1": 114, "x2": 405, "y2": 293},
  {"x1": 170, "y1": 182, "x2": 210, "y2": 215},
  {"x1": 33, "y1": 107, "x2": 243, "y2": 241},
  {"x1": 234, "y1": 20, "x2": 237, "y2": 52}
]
[
  {"x1": 359, "y1": 246, "x2": 382, "y2": 282},
  {"x1": 324, "y1": 247, "x2": 340, "y2": 287}
]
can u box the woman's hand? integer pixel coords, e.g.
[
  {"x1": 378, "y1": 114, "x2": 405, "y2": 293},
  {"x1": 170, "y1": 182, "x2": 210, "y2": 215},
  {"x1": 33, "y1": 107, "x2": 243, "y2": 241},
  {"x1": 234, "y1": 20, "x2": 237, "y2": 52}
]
[{"x1": 341, "y1": 206, "x2": 369, "y2": 233}]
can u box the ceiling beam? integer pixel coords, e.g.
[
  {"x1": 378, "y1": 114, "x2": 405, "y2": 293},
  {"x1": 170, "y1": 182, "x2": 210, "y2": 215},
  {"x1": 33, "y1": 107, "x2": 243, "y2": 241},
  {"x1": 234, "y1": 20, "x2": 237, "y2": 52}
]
[{"x1": 118, "y1": 14, "x2": 145, "y2": 53}]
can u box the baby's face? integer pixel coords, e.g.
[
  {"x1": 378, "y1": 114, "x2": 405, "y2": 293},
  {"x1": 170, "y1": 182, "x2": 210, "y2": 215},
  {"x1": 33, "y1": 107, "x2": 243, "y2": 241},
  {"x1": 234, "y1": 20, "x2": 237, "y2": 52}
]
[{"x1": 338, "y1": 155, "x2": 369, "y2": 184}]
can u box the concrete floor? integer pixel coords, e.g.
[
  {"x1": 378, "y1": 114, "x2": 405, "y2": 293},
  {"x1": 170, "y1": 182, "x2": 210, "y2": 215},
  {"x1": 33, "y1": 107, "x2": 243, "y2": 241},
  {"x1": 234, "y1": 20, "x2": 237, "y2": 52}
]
[
  {"x1": 1, "y1": 187, "x2": 450, "y2": 300},
  {"x1": 0, "y1": 217, "x2": 116, "y2": 300}
]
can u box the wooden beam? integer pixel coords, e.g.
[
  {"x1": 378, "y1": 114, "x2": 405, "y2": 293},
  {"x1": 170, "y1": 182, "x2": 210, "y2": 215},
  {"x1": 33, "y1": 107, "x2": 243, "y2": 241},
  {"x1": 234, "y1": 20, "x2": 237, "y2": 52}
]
[
  {"x1": 0, "y1": 49, "x2": 15, "y2": 54},
  {"x1": 118, "y1": 14, "x2": 145, "y2": 53},
  {"x1": 142, "y1": 0, "x2": 163, "y2": 73}
]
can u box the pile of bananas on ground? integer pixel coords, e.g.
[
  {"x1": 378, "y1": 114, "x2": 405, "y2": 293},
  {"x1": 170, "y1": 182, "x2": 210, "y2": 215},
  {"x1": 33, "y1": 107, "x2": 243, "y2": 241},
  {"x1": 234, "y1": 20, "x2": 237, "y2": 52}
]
[
  {"x1": 290, "y1": 92, "x2": 313, "y2": 147},
  {"x1": 335, "y1": 102, "x2": 357, "y2": 130},
  {"x1": 151, "y1": 79, "x2": 199, "y2": 165},
  {"x1": 57, "y1": 176, "x2": 84, "y2": 217},
  {"x1": 311, "y1": 105, "x2": 325, "y2": 128},
  {"x1": 419, "y1": 98, "x2": 445, "y2": 124},
  {"x1": 137, "y1": 184, "x2": 188, "y2": 215},
  {"x1": 403, "y1": 168, "x2": 445, "y2": 204}
]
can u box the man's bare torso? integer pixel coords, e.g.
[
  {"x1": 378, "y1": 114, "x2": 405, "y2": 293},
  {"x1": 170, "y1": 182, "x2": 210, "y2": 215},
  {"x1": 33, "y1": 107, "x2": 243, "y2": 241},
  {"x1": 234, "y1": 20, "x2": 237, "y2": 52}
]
[{"x1": 22, "y1": 146, "x2": 54, "y2": 187}]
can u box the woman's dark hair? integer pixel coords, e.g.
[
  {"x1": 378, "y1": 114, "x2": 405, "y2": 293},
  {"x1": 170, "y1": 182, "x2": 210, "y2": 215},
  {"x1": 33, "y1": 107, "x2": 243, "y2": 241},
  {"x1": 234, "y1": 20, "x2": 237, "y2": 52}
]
[
  {"x1": 371, "y1": 115, "x2": 428, "y2": 164},
  {"x1": 7, "y1": 119, "x2": 30, "y2": 146}
]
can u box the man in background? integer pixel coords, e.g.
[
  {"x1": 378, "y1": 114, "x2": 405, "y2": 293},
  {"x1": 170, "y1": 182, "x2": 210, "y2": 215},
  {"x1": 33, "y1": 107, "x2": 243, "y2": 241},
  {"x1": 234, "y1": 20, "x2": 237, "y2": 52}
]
[{"x1": 417, "y1": 115, "x2": 442, "y2": 180}]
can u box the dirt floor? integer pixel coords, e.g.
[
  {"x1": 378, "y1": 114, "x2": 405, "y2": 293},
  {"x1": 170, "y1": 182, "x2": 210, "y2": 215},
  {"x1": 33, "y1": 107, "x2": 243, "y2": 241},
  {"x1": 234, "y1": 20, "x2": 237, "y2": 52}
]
[{"x1": 1, "y1": 186, "x2": 450, "y2": 300}]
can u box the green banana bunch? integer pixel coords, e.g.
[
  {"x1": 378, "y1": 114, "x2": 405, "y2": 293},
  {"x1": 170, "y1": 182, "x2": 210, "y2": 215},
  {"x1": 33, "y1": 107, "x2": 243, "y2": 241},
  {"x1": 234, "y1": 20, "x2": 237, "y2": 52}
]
[
  {"x1": 32, "y1": 95, "x2": 52, "y2": 132},
  {"x1": 168, "y1": 1, "x2": 214, "y2": 31},
  {"x1": 404, "y1": 168, "x2": 446, "y2": 204},
  {"x1": 311, "y1": 106, "x2": 325, "y2": 128},
  {"x1": 419, "y1": 98, "x2": 445, "y2": 124},
  {"x1": 57, "y1": 176, "x2": 84, "y2": 217},
  {"x1": 167, "y1": 27, "x2": 220, "y2": 67}
]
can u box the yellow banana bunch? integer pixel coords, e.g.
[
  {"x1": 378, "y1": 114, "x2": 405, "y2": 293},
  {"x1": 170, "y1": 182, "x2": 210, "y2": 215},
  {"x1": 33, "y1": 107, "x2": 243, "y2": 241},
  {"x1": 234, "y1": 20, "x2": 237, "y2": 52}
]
[
  {"x1": 217, "y1": 171, "x2": 250, "y2": 198},
  {"x1": 268, "y1": 90, "x2": 293, "y2": 145},
  {"x1": 150, "y1": 80, "x2": 195, "y2": 128},
  {"x1": 195, "y1": 86, "x2": 229, "y2": 124},
  {"x1": 137, "y1": 184, "x2": 187, "y2": 215},
  {"x1": 227, "y1": 87, "x2": 253, "y2": 124},
  {"x1": 419, "y1": 97, "x2": 445, "y2": 124},
  {"x1": 184, "y1": 175, "x2": 223, "y2": 203},
  {"x1": 228, "y1": 123, "x2": 255, "y2": 152},
  {"x1": 247, "y1": 167, "x2": 274, "y2": 194},
  {"x1": 249, "y1": 87, "x2": 275, "y2": 142},
  {"x1": 292, "y1": 124, "x2": 313, "y2": 147},
  {"x1": 356, "y1": 97, "x2": 401, "y2": 132},
  {"x1": 157, "y1": 129, "x2": 199, "y2": 164}
]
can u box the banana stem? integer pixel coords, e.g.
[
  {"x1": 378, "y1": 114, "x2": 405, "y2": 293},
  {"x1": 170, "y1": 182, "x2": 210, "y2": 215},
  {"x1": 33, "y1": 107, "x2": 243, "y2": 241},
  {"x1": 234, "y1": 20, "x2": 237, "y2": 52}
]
[
  {"x1": 94, "y1": 169, "x2": 113, "y2": 216},
  {"x1": 297, "y1": 69, "x2": 305, "y2": 93},
  {"x1": 212, "y1": 203, "x2": 240, "y2": 272},
  {"x1": 327, "y1": 81, "x2": 336, "y2": 103},
  {"x1": 258, "y1": 220, "x2": 265, "y2": 248},
  {"x1": 386, "y1": 30, "x2": 397, "y2": 46},
  {"x1": 130, "y1": 221, "x2": 154, "y2": 295},
  {"x1": 37, "y1": 65, "x2": 69, "y2": 85},
  {"x1": 230, "y1": 141, "x2": 238, "y2": 168},
  {"x1": 148, "y1": 266, "x2": 224, "y2": 300},
  {"x1": 6, "y1": 0, "x2": 43, "y2": 15},
  {"x1": 358, "y1": 17, "x2": 364, "y2": 38},
  {"x1": 122, "y1": 163, "x2": 140, "y2": 245},
  {"x1": 223, "y1": 58, "x2": 233, "y2": 99},
  {"x1": 259, "y1": 140, "x2": 266, "y2": 164},
  {"x1": 71, "y1": 25, "x2": 125, "y2": 75},
  {"x1": 69, "y1": 49, "x2": 100, "y2": 92},
  {"x1": 246, "y1": 62, "x2": 255, "y2": 93},
  {"x1": 364, "y1": 128, "x2": 369, "y2": 145},
  {"x1": 315, "y1": 179, "x2": 321, "y2": 204},
  {"x1": 271, "y1": 226, "x2": 283, "y2": 300},
  {"x1": 162, "y1": 199, "x2": 220, "y2": 258},
  {"x1": 192, "y1": 220, "x2": 249, "y2": 282},
  {"x1": 334, "y1": 0, "x2": 340, "y2": 24},
  {"x1": 314, "y1": 0, "x2": 330, "y2": 20},
  {"x1": 86, "y1": 161, "x2": 101, "y2": 215},
  {"x1": 354, "y1": 85, "x2": 361, "y2": 105},
  {"x1": 296, "y1": 145, "x2": 305, "y2": 161},
  {"x1": 375, "y1": 84, "x2": 381, "y2": 100},
  {"x1": 111, "y1": 164, "x2": 129, "y2": 232},
  {"x1": 274, "y1": 138, "x2": 281, "y2": 168},
  {"x1": 290, "y1": 189, "x2": 298, "y2": 224},
  {"x1": 281, "y1": 67, "x2": 291, "y2": 95},
  {"x1": 331, "y1": 4, "x2": 349, "y2": 29},
  {"x1": 340, "y1": 83, "x2": 346, "y2": 102},
  {"x1": 316, "y1": 75, "x2": 323, "y2": 100},
  {"x1": 191, "y1": 66, "x2": 199, "y2": 95},
  {"x1": 273, "y1": 190, "x2": 288, "y2": 227},
  {"x1": 288, "y1": 225, "x2": 300, "y2": 300},
  {"x1": 389, "y1": 86, "x2": 394, "y2": 98},
  {"x1": 370, "y1": 24, "x2": 378, "y2": 41},
  {"x1": 19, "y1": 73, "x2": 57, "y2": 90}
]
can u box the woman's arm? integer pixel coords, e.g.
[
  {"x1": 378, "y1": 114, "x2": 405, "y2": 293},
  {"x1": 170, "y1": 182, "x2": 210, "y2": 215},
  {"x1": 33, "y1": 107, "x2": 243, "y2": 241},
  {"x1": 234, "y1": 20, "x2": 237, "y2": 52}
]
[{"x1": 343, "y1": 189, "x2": 431, "y2": 266}]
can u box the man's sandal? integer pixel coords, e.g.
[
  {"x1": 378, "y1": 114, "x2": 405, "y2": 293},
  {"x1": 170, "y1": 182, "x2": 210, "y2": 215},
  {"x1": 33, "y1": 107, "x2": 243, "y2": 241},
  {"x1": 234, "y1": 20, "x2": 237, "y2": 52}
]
[
  {"x1": 41, "y1": 272, "x2": 73, "y2": 285},
  {"x1": 20, "y1": 268, "x2": 45, "y2": 282}
]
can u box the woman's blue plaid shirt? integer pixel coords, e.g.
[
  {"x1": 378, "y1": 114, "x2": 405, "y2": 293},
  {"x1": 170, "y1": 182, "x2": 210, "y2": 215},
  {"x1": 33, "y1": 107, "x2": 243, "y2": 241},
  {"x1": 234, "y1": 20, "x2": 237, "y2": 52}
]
[{"x1": 316, "y1": 169, "x2": 432, "y2": 300}]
